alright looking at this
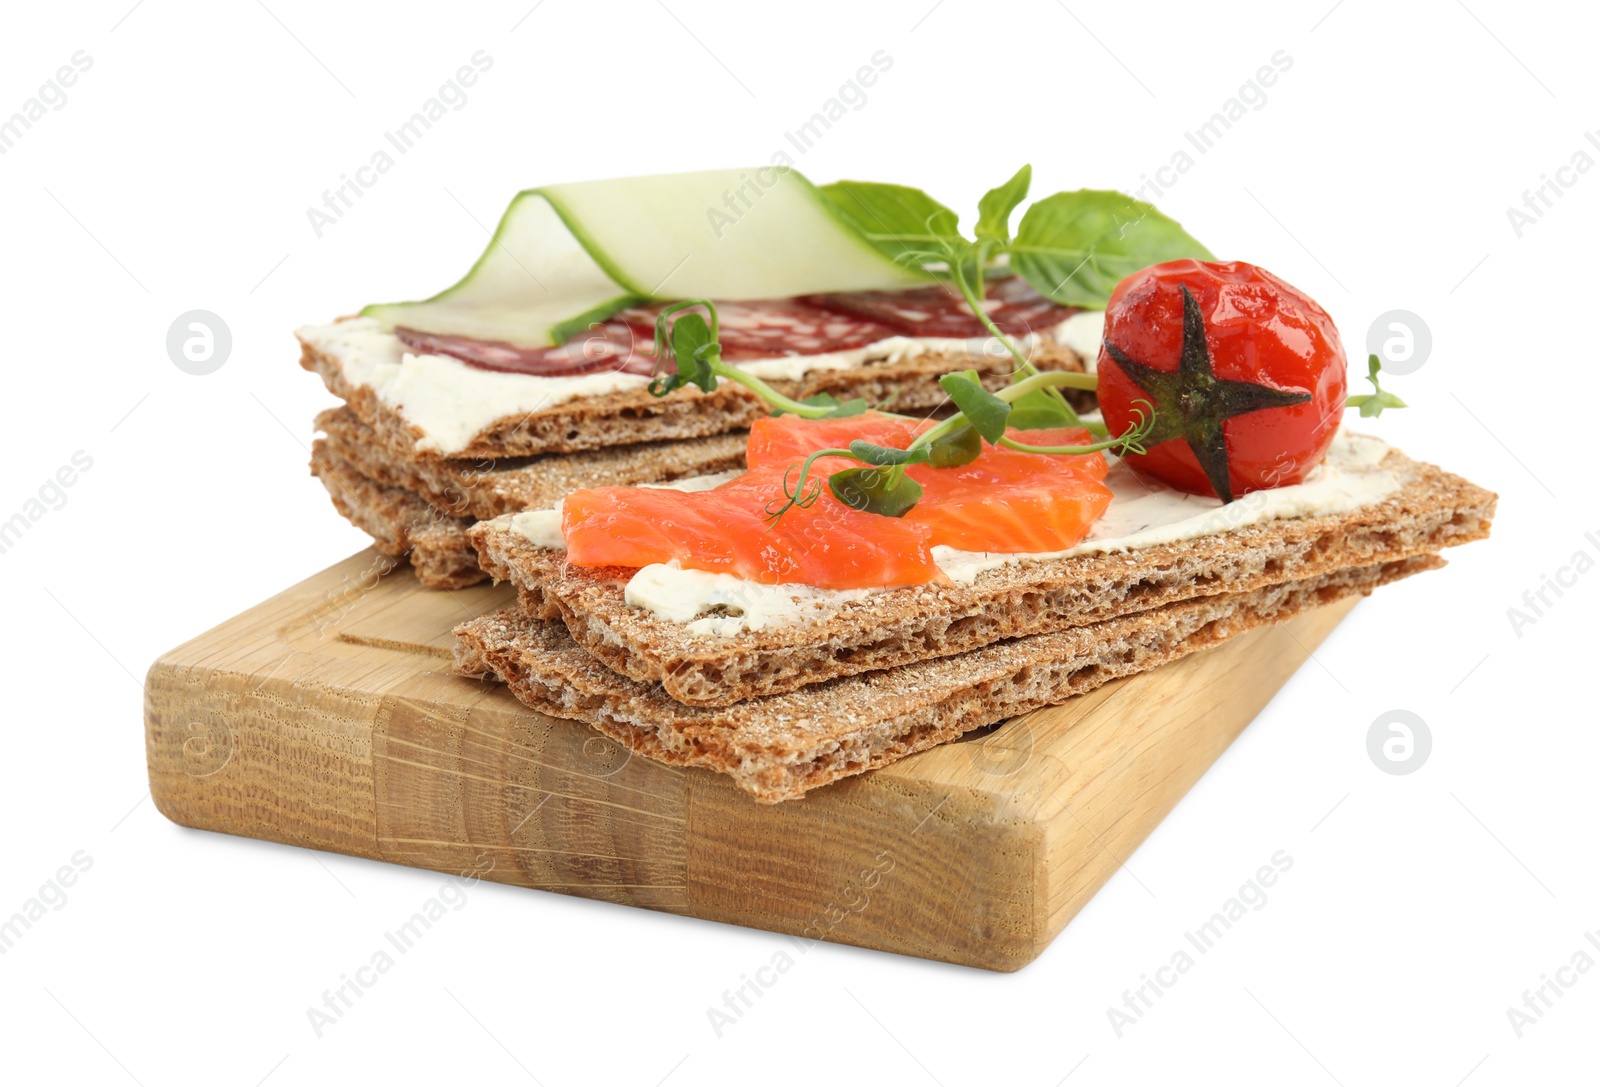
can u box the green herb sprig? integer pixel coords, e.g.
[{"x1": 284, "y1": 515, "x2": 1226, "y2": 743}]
[
  {"x1": 646, "y1": 293, "x2": 1150, "y2": 520},
  {"x1": 646, "y1": 301, "x2": 868, "y2": 420},
  {"x1": 1346, "y1": 354, "x2": 1408, "y2": 418},
  {"x1": 647, "y1": 167, "x2": 1410, "y2": 518}
]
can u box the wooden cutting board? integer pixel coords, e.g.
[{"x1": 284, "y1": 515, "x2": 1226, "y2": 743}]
[{"x1": 144, "y1": 549, "x2": 1354, "y2": 972}]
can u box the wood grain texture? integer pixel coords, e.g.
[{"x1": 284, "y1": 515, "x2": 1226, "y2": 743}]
[{"x1": 145, "y1": 549, "x2": 1355, "y2": 971}]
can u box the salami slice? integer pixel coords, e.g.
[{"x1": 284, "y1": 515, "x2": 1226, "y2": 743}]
[
  {"x1": 400, "y1": 298, "x2": 902, "y2": 376},
  {"x1": 396, "y1": 323, "x2": 658, "y2": 377},
  {"x1": 805, "y1": 275, "x2": 1075, "y2": 340},
  {"x1": 679, "y1": 298, "x2": 897, "y2": 361},
  {"x1": 397, "y1": 279, "x2": 1072, "y2": 377}
]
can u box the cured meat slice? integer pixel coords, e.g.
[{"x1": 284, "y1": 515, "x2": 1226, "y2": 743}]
[
  {"x1": 399, "y1": 298, "x2": 901, "y2": 377},
  {"x1": 673, "y1": 299, "x2": 898, "y2": 362},
  {"x1": 396, "y1": 278, "x2": 1074, "y2": 378},
  {"x1": 396, "y1": 324, "x2": 657, "y2": 377},
  {"x1": 804, "y1": 275, "x2": 1074, "y2": 340}
]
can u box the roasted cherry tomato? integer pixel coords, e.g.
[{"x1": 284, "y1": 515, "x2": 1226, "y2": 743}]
[{"x1": 1096, "y1": 260, "x2": 1347, "y2": 502}]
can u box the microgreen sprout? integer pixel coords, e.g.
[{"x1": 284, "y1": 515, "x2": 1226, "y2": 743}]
[
  {"x1": 643, "y1": 168, "x2": 1410, "y2": 522},
  {"x1": 1346, "y1": 354, "x2": 1409, "y2": 418}
]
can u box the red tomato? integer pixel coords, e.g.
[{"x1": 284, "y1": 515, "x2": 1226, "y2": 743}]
[{"x1": 1096, "y1": 260, "x2": 1347, "y2": 501}]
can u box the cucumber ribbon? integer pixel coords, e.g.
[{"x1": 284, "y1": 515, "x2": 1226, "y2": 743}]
[{"x1": 362, "y1": 167, "x2": 928, "y2": 349}]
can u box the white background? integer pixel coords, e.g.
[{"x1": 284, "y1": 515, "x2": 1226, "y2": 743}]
[{"x1": 1, "y1": 1, "x2": 1593, "y2": 1084}]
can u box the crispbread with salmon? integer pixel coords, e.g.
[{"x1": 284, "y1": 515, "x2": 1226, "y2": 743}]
[
  {"x1": 467, "y1": 442, "x2": 1495, "y2": 707},
  {"x1": 453, "y1": 557, "x2": 1440, "y2": 803}
]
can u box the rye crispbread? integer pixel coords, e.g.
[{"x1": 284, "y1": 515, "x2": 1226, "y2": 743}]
[
  {"x1": 468, "y1": 443, "x2": 1495, "y2": 708},
  {"x1": 454, "y1": 557, "x2": 1440, "y2": 803},
  {"x1": 406, "y1": 522, "x2": 484, "y2": 591},
  {"x1": 299, "y1": 331, "x2": 1090, "y2": 460},
  {"x1": 315, "y1": 406, "x2": 748, "y2": 522},
  {"x1": 310, "y1": 442, "x2": 485, "y2": 589}
]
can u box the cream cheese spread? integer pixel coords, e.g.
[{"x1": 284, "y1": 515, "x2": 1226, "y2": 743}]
[
  {"x1": 932, "y1": 431, "x2": 1396, "y2": 583},
  {"x1": 1052, "y1": 310, "x2": 1106, "y2": 372},
  {"x1": 623, "y1": 564, "x2": 879, "y2": 637}
]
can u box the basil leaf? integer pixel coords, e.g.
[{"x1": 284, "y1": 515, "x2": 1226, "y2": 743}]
[
  {"x1": 975, "y1": 165, "x2": 1031, "y2": 243},
  {"x1": 927, "y1": 423, "x2": 983, "y2": 468},
  {"x1": 847, "y1": 440, "x2": 930, "y2": 467},
  {"x1": 820, "y1": 180, "x2": 961, "y2": 263},
  {"x1": 938, "y1": 371, "x2": 1011, "y2": 443},
  {"x1": 1009, "y1": 190, "x2": 1214, "y2": 308},
  {"x1": 828, "y1": 467, "x2": 923, "y2": 518}
]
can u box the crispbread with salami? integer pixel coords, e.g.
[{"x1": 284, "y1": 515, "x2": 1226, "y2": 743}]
[{"x1": 298, "y1": 325, "x2": 1091, "y2": 461}]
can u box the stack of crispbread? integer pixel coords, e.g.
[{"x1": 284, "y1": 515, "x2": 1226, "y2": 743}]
[
  {"x1": 308, "y1": 405, "x2": 748, "y2": 588},
  {"x1": 453, "y1": 441, "x2": 1496, "y2": 802},
  {"x1": 298, "y1": 324, "x2": 1093, "y2": 588}
]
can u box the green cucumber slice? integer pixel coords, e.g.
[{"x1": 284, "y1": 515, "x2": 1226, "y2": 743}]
[
  {"x1": 362, "y1": 190, "x2": 633, "y2": 348},
  {"x1": 363, "y1": 168, "x2": 928, "y2": 348}
]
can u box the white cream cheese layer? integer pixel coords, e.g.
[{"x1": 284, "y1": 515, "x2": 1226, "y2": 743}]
[
  {"x1": 298, "y1": 313, "x2": 1098, "y2": 456},
  {"x1": 933, "y1": 431, "x2": 1397, "y2": 584},
  {"x1": 516, "y1": 431, "x2": 1399, "y2": 636},
  {"x1": 624, "y1": 565, "x2": 879, "y2": 637},
  {"x1": 507, "y1": 508, "x2": 566, "y2": 550},
  {"x1": 1052, "y1": 310, "x2": 1105, "y2": 371},
  {"x1": 299, "y1": 318, "x2": 649, "y2": 456}
]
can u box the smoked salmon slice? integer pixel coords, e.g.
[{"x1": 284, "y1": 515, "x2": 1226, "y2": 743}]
[
  {"x1": 561, "y1": 467, "x2": 941, "y2": 589},
  {"x1": 744, "y1": 411, "x2": 933, "y2": 468},
  {"x1": 902, "y1": 426, "x2": 1112, "y2": 552},
  {"x1": 750, "y1": 414, "x2": 1113, "y2": 552},
  {"x1": 562, "y1": 415, "x2": 1114, "y2": 588},
  {"x1": 905, "y1": 471, "x2": 1112, "y2": 553}
]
